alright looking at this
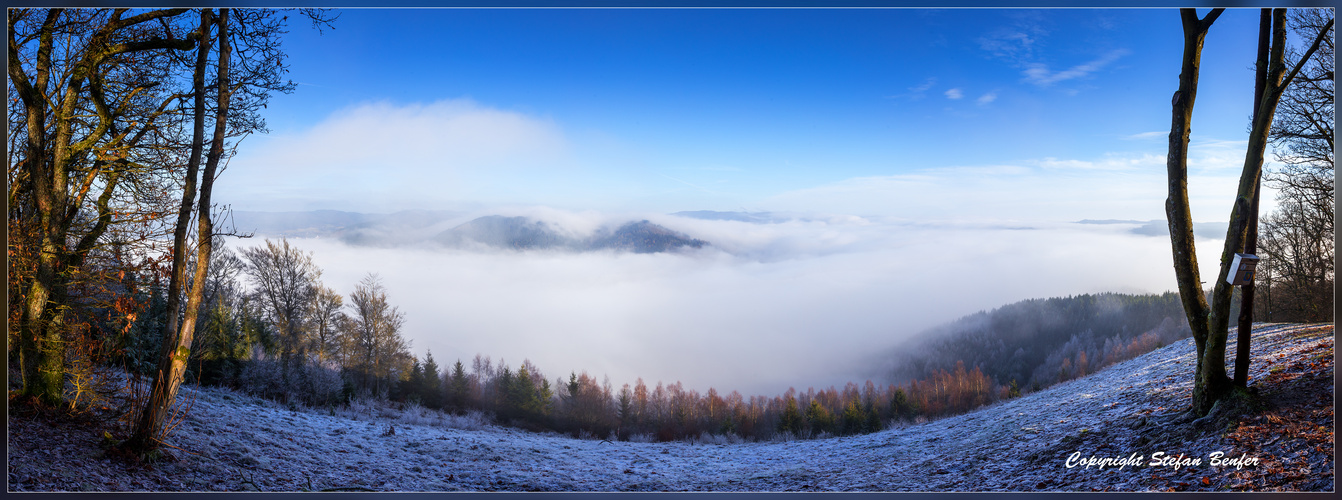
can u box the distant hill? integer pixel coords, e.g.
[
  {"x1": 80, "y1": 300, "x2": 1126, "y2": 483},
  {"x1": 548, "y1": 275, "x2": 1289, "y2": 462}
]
[
  {"x1": 434, "y1": 215, "x2": 571, "y2": 250},
  {"x1": 588, "y1": 220, "x2": 707, "y2": 253},
  {"x1": 1075, "y1": 219, "x2": 1227, "y2": 239},
  {"x1": 434, "y1": 216, "x2": 707, "y2": 254},
  {"x1": 228, "y1": 210, "x2": 711, "y2": 253},
  {"x1": 881, "y1": 292, "x2": 1191, "y2": 392}
]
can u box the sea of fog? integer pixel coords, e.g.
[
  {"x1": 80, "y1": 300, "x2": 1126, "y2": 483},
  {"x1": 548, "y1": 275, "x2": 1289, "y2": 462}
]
[{"x1": 233, "y1": 213, "x2": 1219, "y2": 397}]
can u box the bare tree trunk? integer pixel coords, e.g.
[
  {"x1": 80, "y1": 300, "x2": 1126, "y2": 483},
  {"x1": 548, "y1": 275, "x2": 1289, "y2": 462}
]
[
  {"x1": 1169, "y1": 8, "x2": 1333, "y2": 415},
  {"x1": 127, "y1": 8, "x2": 230, "y2": 453},
  {"x1": 1165, "y1": 8, "x2": 1222, "y2": 415},
  {"x1": 1235, "y1": 9, "x2": 1271, "y2": 389},
  {"x1": 1230, "y1": 9, "x2": 1332, "y2": 389}
]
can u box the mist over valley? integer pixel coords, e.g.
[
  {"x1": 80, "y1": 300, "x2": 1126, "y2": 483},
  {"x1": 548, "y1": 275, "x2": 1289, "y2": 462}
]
[{"x1": 226, "y1": 207, "x2": 1226, "y2": 397}]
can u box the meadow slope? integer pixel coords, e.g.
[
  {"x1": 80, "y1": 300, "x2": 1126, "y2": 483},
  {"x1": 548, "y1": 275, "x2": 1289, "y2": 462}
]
[{"x1": 8, "y1": 323, "x2": 1333, "y2": 492}]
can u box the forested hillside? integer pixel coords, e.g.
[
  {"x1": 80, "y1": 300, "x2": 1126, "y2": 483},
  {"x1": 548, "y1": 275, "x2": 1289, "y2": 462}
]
[{"x1": 884, "y1": 293, "x2": 1192, "y2": 393}]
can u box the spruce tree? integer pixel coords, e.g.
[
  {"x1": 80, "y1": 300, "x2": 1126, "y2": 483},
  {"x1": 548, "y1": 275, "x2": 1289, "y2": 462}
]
[
  {"x1": 805, "y1": 399, "x2": 833, "y2": 436},
  {"x1": 841, "y1": 399, "x2": 865, "y2": 435},
  {"x1": 421, "y1": 351, "x2": 443, "y2": 409},
  {"x1": 448, "y1": 360, "x2": 469, "y2": 414},
  {"x1": 778, "y1": 396, "x2": 802, "y2": 436}
]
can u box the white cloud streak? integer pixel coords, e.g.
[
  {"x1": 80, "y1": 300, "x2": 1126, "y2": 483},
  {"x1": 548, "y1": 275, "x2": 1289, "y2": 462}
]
[
  {"x1": 1022, "y1": 49, "x2": 1130, "y2": 87},
  {"x1": 944, "y1": 88, "x2": 964, "y2": 100}
]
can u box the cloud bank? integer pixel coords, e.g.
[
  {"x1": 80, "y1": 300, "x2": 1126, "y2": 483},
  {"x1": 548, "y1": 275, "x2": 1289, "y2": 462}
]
[
  {"x1": 217, "y1": 99, "x2": 569, "y2": 212},
  {"x1": 235, "y1": 208, "x2": 1206, "y2": 398}
]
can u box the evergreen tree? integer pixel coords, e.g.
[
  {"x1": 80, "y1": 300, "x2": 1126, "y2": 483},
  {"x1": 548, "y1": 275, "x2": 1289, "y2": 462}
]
[
  {"x1": 421, "y1": 351, "x2": 443, "y2": 409},
  {"x1": 778, "y1": 396, "x2": 802, "y2": 436},
  {"x1": 890, "y1": 388, "x2": 912, "y2": 420},
  {"x1": 805, "y1": 399, "x2": 834, "y2": 436},
  {"x1": 841, "y1": 398, "x2": 865, "y2": 435},
  {"x1": 447, "y1": 359, "x2": 469, "y2": 414},
  {"x1": 401, "y1": 359, "x2": 424, "y2": 403},
  {"x1": 863, "y1": 400, "x2": 883, "y2": 433},
  {"x1": 495, "y1": 366, "x2": 515, "y2": 420},
  {"x1": 617, "y1": 384, "x2": 634, "y2": 428}
]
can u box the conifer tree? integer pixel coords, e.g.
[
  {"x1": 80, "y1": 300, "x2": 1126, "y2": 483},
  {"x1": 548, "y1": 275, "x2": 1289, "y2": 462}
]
[
  {"x1": 805, "y1": 399, "x2": 834, "y2": 436},
  {"x1": 863, "y1": 399, "x2": 883, "y2": 433},
  {"x1": 778, "y1": 396, "x2": 803, "y2": 436},
  {"x1": 402, "y1": 359, "x2": 424, "y2": 403},
  {"x1": 421, "y1": 351, "x2": 443, "y2": 409},
  {"x1": 842, "y1": 399, "x2": 865, "y2": 435},
  {"x1": 447, "y1": 360, "x2": 470, "y2": 414}
]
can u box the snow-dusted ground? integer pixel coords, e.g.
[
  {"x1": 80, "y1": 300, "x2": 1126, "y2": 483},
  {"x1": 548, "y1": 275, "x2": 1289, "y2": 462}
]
[{"x1": 8, "y1": 323, "x2": 1333, "y2": 491}]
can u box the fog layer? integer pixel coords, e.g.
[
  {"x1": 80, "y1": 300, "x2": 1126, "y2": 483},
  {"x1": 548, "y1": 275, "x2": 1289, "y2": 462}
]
[{"x1": 236, "y1": 210, "x2": 1212, "y2": 397}]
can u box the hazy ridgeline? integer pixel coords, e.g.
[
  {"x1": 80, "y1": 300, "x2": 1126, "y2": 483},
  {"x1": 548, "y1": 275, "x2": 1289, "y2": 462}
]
[{"x1": 882, "y1": 293, "x2": 1193, "y2": 393}]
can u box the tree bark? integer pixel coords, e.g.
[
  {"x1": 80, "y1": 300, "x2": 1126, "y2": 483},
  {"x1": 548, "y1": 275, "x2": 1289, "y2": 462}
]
[
  {"x1": 1229, "y1": 8, "x2": 1331, "y2": 388},
  {"x1": 127, "y1": 8, "x2": 228, "y2": 453},
  {"x1": 1166, "y1": 8, "x2": 1222, "y2": 414},
  {"x1": 1235, "y1": 10, "x2": 1272, "y2": 388},
  {"x1": 1170, "y1": 8, "x2": 1333, "y2": 414},
  {"x1": 9, "y1": 9, "x2": 195, "y2": 403}
]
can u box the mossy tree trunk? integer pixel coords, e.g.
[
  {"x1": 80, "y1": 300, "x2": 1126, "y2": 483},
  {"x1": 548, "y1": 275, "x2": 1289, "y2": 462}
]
[
  {"x1": 1167, "y1": 8, "x2": 1333, "y2": 415},
  {"x1": 127, "y1": 8, "x2": 232, "y2": 454},
  {"x1": 8, "y1": 9, "x2": 196, "y2": 404}
]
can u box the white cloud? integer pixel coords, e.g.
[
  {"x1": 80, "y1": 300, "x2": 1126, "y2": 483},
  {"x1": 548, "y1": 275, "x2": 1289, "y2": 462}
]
[
  {"x1": 218, "y1": 99, "x2": 570, "y2": 212},
  {"x1": 1031, "y1": 153, "x2": 1164, "y2": 171},
  {"x1": 909, "y1": 77, "x2": 937, "y2": 93},
  {"x1": 944, "y1": 88, "x2": 964, "y2": 100},
  {"x1": 976, "y1": 91, "x2": 998, "y2": 104},
  {"x1": 761, "y1": 147, "x2": 1247, "y2": 225},
  {"x1": 1122, "y1": 131, "x2": 1167, "y2": 140},
  {"x1": 1022, "y1": 49, "x2": 1131, "y2": 87}
]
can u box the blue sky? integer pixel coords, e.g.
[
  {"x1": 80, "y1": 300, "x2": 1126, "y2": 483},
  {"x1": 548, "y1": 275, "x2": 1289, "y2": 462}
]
[
  {"x1": 216, "y1": 7, "x2": 1312, "y2": 393},
  {"x1": 221, "y1": 7, "x2": 1271, "y2": 221}
]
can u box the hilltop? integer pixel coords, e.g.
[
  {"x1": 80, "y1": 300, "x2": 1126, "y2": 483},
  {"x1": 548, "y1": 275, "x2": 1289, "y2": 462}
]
[{"x1": 7, "y1": 323, "x2": 1332, "y2": 492}]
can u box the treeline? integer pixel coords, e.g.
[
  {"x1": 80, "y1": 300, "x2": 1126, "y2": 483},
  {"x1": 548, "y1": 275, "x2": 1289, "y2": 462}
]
[
  {"x1": 391, "y1": 355, "x2": 942, "y2": 442},
  {"x1": 884, "y1": 292, "x2": 1192, "y2": 393}
]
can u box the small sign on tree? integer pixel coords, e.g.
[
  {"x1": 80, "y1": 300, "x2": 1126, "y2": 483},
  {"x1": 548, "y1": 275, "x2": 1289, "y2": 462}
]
[{"x1": 1226, "y1": 253, "x2": 1260, "y2": 286}]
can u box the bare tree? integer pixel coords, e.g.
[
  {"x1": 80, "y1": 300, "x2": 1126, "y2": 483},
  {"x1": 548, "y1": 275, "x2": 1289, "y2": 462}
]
[
  {"x1": 8, "y1": 8, "x2": 201, "y2": 404},
  {"x1": 346, "y1": 273, "x2": 410, "y2": 395},
  {"x1": 1166, "y1": 8, "x2": 1332, "y2": 415},
  {"x1": 309, "y1": 284, "x2": 346, "y2": 364},
  {"x1": 1256, "y1": 8, "x2": 1335, "y2": 324},
  {"x1": 242, "y1": 238, "x2": 320, "y2": 381}
]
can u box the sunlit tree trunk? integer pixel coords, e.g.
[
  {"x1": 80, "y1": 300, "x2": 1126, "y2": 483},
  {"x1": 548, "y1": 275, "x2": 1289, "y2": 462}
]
[
  {"x1": 1165, "y1": 8, "x2": 1223, "y2": 415},
  {"x1": 1167, "y1": 8, "x2": 1332, "y2": 415},
  {"x1": 128, "y1": 8, "x2": 232, "y2": 453}
]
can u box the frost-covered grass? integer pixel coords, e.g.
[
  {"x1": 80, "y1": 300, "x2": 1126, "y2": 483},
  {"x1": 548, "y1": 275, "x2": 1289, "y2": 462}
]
[{"x1": 7, "y1": 323, "x2": 1332, "y2": 492}]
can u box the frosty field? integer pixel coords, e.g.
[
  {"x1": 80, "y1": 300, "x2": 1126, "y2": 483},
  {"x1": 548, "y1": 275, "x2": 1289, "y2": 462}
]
[{"x1": 8, "y1": 323, "x2": 1333, "y2": 492}]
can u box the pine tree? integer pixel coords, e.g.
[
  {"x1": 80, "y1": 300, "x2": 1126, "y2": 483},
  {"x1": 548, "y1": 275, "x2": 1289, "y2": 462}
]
[
  {"x1": 805, "y1": 399, "x2": 833, "y2": 436},
  {"x1": 402, "y1": 360, "x2": 424, "y2": 404},
  {"x1": 890, "y1": 388, "x2": 911, "y2": 421},
  {"x1": 447, "y1": 360, "x2": 469, "y2": 414},
  {"x1": 778, "y1": 396, "x2": 802, "y2": 436},
  {"x1": 841, "y1": 398, "x2": 865, "y2": 435},
  {"x1": 421, "y1": 351, "x2": 442, "y2": 409},
  {"x1": 495, "y1": 366, "x2": 515, "y2": 421},
  {"x1": 863, "y1": 399, "x2": 882, "y2": 433}
]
